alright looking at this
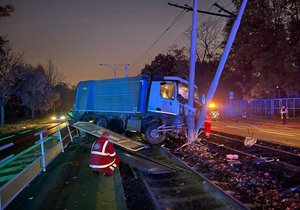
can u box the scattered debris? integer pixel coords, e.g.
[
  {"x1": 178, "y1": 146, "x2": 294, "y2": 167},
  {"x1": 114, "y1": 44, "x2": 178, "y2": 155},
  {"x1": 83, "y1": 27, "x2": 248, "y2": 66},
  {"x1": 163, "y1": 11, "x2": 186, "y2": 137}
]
[
  {"x1": 165, "y1": 135, "x2": 300, "y2": 210},
  {"x1": 244, "y1": 129, "x2": 257, "y2": 147},
  {"x1": 282, "y1": 185, "x2": 300, "y2": 195},
  {"x1": 260, "y1": 156, "x2": 274, "y2": 162},
  {"x1": 226, "y1": 154, "x2": 239, "y2": 160},
  {"x1": 227, "y1": 159, "x2": 241, "y2": 166},
  {"x1": 226, "y1": 154, "x2": 241, "y2": 165},
  {"x1": 252, "y1": 159, "x2": 264, "y2": 165},
  {"x1": 264, "y1": 172, "x2": 270, "y2": 178}
]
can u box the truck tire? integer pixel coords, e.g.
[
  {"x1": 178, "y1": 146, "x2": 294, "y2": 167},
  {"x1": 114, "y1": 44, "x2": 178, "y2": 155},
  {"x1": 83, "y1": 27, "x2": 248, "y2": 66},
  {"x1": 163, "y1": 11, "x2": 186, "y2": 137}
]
[
  {"x1": 96, "y1": 117, "x2": 108, "y2": 128},
  {"x1": 144, "y1": 122, "x2": 166, "y2": 144}
]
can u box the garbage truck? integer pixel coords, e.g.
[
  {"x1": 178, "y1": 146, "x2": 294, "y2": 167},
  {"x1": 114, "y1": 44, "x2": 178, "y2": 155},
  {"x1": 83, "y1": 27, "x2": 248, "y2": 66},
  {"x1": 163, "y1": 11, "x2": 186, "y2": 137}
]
[{"x1": 73, "y1": 74, "x2": 200, "y2": 144}]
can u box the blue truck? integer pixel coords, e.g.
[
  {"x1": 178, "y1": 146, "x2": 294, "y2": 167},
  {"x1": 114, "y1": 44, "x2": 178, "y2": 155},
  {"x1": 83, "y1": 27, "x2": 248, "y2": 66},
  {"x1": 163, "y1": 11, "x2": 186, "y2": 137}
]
[{"x1": 73, "y1": 74, "x2": 199, "y2": 144}]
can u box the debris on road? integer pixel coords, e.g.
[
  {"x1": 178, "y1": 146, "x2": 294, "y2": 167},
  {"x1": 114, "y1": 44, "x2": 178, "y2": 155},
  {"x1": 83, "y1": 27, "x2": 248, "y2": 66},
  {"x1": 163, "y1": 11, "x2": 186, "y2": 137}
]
[
  {"x1": 226, "y1": 154, "x2": 239, "y2": 160},
  {"x1": 244, "y1": 130, "x2": 257, "y2": 147}
]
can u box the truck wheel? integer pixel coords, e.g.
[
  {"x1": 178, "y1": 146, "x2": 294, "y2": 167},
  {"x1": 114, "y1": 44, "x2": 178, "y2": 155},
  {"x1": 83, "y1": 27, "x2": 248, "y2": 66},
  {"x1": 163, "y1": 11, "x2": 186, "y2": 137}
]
[
  {"x1": 144, "y1": 123, "x2": 166, "y2": 144},
  {"x1": 96, "y1": 117, "x2": 108, "y2": 128}
]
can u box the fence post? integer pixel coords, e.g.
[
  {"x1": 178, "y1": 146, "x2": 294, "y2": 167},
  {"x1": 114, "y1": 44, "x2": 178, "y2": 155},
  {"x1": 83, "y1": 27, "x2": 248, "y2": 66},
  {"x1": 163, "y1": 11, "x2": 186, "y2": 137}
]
[
  {"x1": 66, "y1": 122, "x2": 73, "y2": 142},
  {"x1": 293, "y1": 99, "x2": 295, "y2": 117},
  {"x1": 34, "y1": 130, "x2": 47, "y2": 172},
  {"x1": 57, "y1": 126, "x2": 64, "y2": 153}
]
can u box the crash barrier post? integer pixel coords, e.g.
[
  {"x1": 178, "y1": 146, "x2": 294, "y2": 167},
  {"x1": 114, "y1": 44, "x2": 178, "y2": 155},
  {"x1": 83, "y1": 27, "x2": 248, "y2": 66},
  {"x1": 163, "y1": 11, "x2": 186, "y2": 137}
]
[
  {"x1": 66, "y1": 122, "x2": 73, "y2": 142},
  {"x1": 56, "y1": 126, "x2": 64, "y2": 153},
  {"x1": 0, "y1": 124, "x2": 74, "y2": 210},
  {"x1": 34, "y1": 130, "x2": 47, "y2": 172}
]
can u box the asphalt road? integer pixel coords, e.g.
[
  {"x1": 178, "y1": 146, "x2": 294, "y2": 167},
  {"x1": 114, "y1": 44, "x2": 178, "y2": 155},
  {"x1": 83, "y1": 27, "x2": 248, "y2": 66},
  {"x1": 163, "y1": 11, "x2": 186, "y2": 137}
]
[
  {"x1": 0, "y1": 122, "x2": 67, "y2": 161},
  {"x1": 212, "y1": 119, "x2": 300, "y2": 148}
]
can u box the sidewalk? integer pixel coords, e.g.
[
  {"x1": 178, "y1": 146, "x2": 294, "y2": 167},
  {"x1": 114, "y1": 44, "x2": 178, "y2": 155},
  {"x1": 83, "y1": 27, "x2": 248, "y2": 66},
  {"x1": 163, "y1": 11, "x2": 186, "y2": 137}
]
[{"x1": 6, "y1": 142, "x2": 125, "y2": 210}]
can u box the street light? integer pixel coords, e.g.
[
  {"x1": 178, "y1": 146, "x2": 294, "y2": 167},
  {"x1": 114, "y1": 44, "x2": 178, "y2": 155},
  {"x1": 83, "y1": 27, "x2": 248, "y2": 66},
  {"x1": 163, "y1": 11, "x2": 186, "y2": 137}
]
[{"x1": 99, "y1": 64, "x2": 129, "y2": 78}]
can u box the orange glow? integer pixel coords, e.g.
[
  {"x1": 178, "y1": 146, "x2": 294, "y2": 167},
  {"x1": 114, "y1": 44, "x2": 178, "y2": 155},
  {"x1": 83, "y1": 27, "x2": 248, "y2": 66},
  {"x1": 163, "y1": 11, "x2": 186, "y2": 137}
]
[{"x1": 208, "y1": 103, "x2": 216, "y2": 109}]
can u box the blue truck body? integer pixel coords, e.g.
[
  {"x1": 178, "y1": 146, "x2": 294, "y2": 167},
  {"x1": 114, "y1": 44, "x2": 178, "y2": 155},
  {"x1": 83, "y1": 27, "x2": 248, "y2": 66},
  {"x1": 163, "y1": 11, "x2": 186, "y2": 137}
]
[
  {"x1": 75, "y1": 75, "x2": 149, "y2": 115},
  {"x1": 73, "y1": 74, "x2": 198, "y2": 144}
]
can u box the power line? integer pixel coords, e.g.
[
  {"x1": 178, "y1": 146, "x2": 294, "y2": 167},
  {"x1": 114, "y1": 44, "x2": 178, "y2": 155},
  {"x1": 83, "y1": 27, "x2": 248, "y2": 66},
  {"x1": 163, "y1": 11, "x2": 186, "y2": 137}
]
[
  {"x1": 161, "y1": 26, "x2": 191, "y2": 54},
  {"x1": 168, "y1": 2, "x2": 234, "y2": 61},
  {"x1": 195, "y1": 3, "x2": 236, "y2": 56},
  {"x1": 131, "y1": 0, "x2": 191, "y2": 68},
  {"x1": 162, "y1": 2, "x2": 217, "y2": 54},
  {"x1": 168, "y1": 2, "x2": 236, "y2": 18}
]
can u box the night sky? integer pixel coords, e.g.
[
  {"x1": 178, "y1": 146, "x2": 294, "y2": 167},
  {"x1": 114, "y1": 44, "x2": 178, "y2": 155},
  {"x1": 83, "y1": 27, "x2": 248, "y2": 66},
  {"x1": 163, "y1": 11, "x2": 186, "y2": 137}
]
[{"x1": 1, "y1": 0, "x2": 231, "y2": 85}]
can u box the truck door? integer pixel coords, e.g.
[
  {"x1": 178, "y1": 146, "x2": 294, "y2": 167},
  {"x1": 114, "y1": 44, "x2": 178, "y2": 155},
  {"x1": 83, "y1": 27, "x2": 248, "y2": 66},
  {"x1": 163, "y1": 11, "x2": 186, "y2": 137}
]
[{"x1": 148, "y1": 81, "x2": 179, "y2": 115}]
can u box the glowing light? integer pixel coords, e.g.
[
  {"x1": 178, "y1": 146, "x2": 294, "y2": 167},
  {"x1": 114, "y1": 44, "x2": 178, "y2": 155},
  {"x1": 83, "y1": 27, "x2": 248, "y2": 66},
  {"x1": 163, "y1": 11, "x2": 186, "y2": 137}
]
[
  {"x1": 51, "y1": 116, "x2": 57, "y2": 120},
  {"x1": 208, "y1": 103, "x2": 216, "y2": 109},
  {"x1": 60, "y1": 116, "x2": 66, "y2": 120}
]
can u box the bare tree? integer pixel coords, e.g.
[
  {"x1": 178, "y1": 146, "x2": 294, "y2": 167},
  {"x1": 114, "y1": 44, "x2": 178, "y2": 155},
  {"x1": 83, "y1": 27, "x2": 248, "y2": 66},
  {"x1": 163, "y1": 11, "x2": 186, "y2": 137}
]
[
  {"x1": 1, "y1": 4, "x2": 15, "y2": 55},
  {"x1": 0, "y1": 43, "x2": 23, "y2": 126},
  {"x1": 196, "y1": 18, "x2": 223, "y2": 62},
  {"x1": 12, "y1": 64, "x2": 57, "y2": 119},
  {"x1": 44, "y1": 58, "x2": 64, "y2": 86},
  {"x1": 0, "y1": 4, "x2": 14, "y2": 17}
]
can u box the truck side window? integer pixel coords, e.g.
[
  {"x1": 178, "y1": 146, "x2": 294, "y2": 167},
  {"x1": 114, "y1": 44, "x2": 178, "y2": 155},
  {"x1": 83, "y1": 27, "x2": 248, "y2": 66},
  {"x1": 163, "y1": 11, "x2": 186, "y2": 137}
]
[{"x1": 160, "y1": 83, "x2": 175, "y2": 99}]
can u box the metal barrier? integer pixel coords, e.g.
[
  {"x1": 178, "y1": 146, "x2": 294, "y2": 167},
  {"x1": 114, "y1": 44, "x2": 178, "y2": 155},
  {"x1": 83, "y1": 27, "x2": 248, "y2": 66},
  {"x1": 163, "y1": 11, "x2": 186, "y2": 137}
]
[
  {"x1": 222, "y1": 98, "x2": 300, "y2": 118},
  {"x1": 0, "y1": 122, "x2": 75, "y2": 209}
]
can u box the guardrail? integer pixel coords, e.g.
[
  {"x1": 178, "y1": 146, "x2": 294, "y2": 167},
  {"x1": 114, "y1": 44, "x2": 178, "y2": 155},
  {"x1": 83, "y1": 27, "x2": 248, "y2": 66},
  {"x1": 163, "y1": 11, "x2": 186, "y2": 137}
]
[{"x1": 0, "y1": 122, "x2": 75, "y2": 210}]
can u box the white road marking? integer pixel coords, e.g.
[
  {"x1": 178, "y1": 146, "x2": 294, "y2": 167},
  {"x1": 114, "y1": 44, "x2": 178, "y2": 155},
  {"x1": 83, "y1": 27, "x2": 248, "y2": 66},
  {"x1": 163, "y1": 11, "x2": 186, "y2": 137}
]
[
  {"x1": 247, "y1": 124, "x2": 260, "y2": 130},
  {"x1": 259, "y1": 130, "x2": 295, "y2": 137},
  {"x1": 226, "y1": 125, "x2": 245, "y2": 130},
  {"x1": 225, "y1": 125, "x2": 296, "y2": 137}
]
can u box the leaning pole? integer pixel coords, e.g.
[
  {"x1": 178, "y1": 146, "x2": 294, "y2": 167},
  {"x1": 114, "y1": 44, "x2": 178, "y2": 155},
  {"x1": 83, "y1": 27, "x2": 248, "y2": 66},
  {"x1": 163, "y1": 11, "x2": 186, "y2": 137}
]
[{"x1": 195, "y1": 0, "x2": 248, "y2": 135}]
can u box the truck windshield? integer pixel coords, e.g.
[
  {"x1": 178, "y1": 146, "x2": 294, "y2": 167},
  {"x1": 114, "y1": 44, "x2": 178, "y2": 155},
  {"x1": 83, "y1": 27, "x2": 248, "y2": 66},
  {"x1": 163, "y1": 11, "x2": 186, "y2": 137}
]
[
  {"x1": 178, "y1": 83, "x2": 199, "y2": 100},
  {"x1": 160, "y1": 83, "x2": 175, "y2": 99}
]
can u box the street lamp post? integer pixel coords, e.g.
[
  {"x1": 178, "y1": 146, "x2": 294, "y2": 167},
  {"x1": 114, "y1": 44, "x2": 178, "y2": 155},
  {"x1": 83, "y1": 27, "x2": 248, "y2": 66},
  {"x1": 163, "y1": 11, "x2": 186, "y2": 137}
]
[
  {"x1": 125, "y1": 64, "x2": 129, "y2": 78},
  {"x1": 99, "y1": 64, "x2": 130, "y2": 78}
]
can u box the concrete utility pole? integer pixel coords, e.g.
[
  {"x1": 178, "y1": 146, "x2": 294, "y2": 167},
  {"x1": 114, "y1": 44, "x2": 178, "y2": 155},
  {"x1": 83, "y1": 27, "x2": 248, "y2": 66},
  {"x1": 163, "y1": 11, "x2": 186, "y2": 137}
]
[
  {"x1": 186, "y1": 0, "x2": 198, "y2": 143},
  {"x1": 99, "y1": 64, "x2": 130, "y2": 78},
  {"x1": 195, "y1": 0, "x2": 248, "y2": 134}
]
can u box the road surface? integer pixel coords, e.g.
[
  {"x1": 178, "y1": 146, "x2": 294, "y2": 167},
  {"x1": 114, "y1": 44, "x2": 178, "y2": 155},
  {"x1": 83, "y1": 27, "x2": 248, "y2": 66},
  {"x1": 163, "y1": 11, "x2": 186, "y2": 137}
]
[{"x1": 212, "y1": 118, "x2": 300, "y2": 148}]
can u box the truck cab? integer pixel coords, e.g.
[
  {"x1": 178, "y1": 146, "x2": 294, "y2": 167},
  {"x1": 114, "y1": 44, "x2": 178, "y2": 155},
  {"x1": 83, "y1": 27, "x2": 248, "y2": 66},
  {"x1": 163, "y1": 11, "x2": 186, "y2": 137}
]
[{"x1": 142, "y1": 76, "x2": 199, "y2": 144}]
